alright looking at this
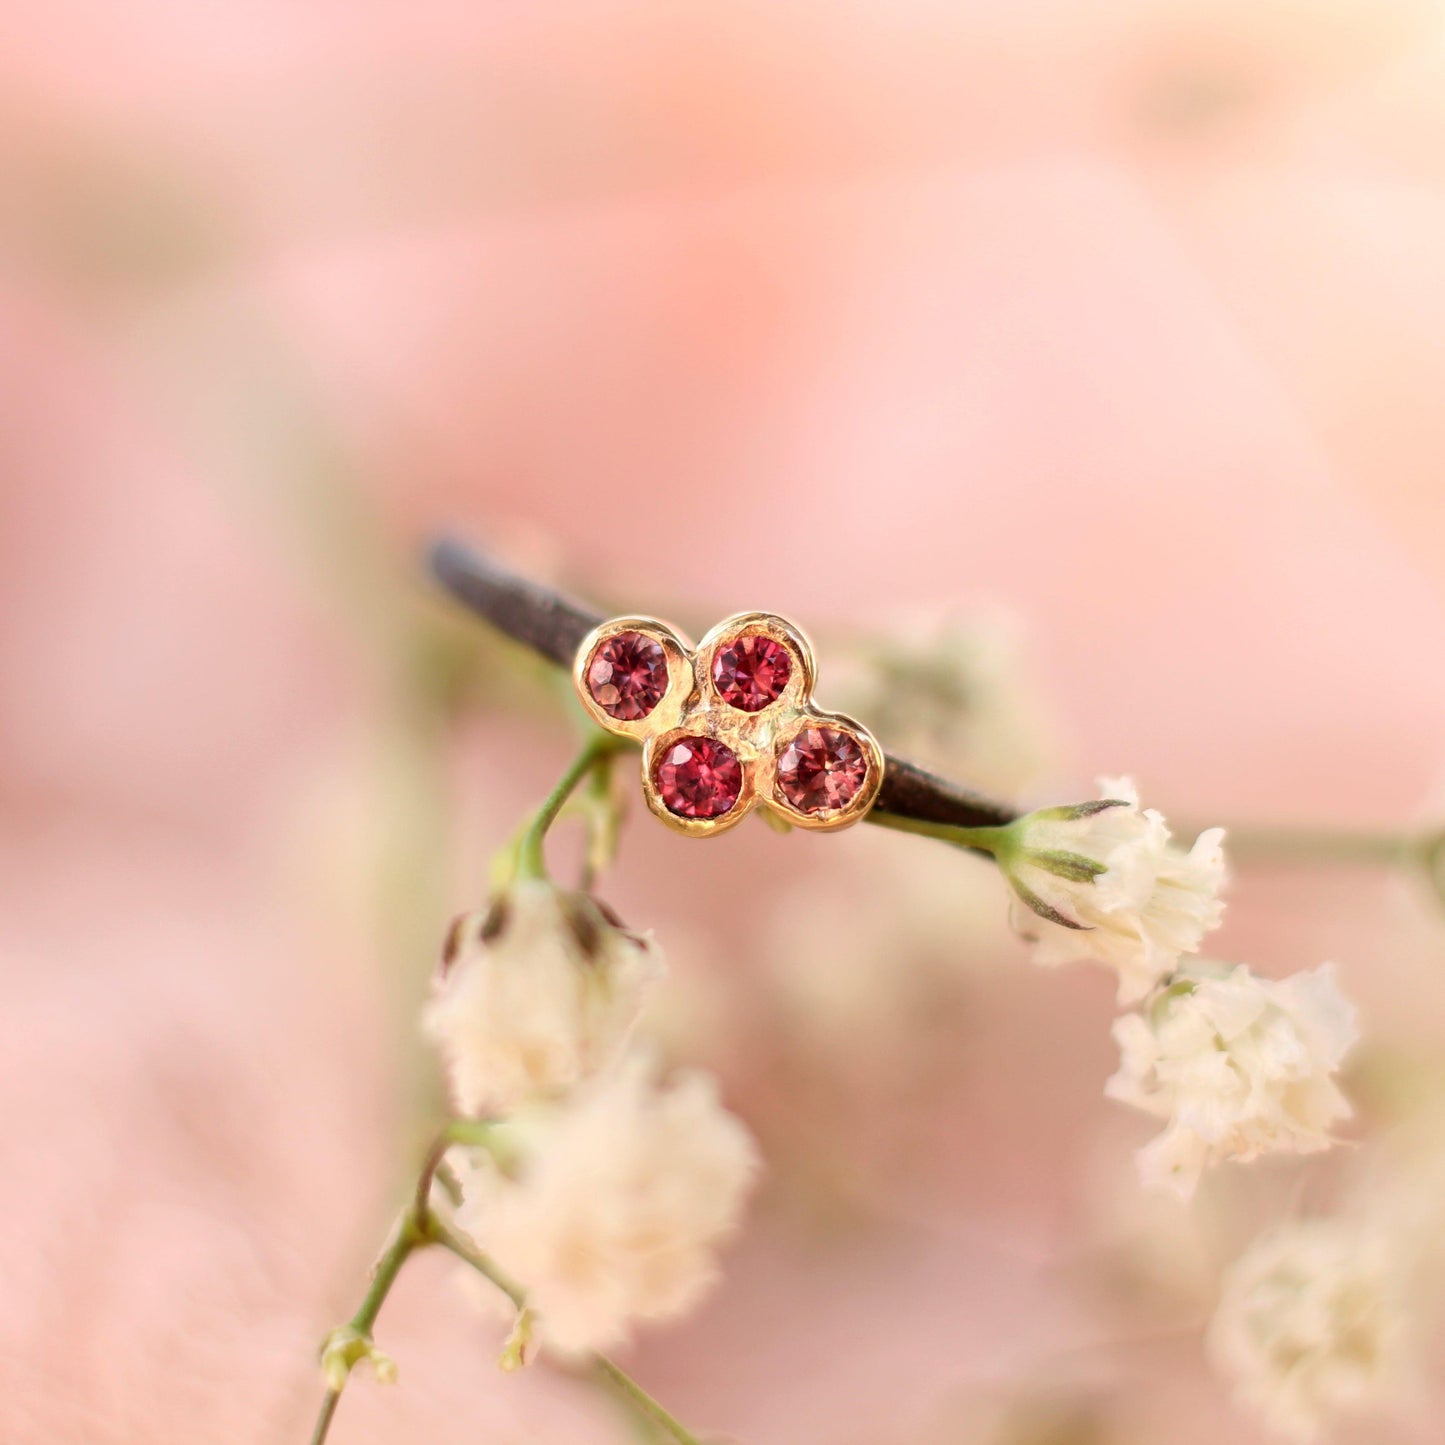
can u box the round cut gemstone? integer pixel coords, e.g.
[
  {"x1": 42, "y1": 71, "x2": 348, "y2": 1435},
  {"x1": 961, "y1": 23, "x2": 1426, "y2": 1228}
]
[
  {"x1": 587, "y1": 631, "x2": 668, "y2": 721},
  {"x1": 776, "y1": 726, "x2": 869, "y2": 815},
  {"x1": 653, "y1": 737, "x2": 743, "y2": 819},
  {"x1": 712, "y1": 634, "x2": 791, "y2": 712}
]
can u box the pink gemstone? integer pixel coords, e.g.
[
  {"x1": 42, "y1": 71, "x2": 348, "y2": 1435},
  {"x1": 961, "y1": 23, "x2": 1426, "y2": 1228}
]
[
  {"x1": 776, "y1": 726, "x2": 869, "y2": 814},
  {"x1": 654, "y1": 737, "x2": 743, "y2": 819},
  {"x1": 587, "y1": 632, "x2": 667, "y2": 721},
  {"x1": 712, "y1": 634, "x2": 791, "y2": 712}
]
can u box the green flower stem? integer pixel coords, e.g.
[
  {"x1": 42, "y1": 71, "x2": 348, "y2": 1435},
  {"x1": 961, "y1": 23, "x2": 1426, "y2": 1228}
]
[
  {"x1": 309, "y1": 1210, "x2": 427, "y2": 1445},
  {"x1": 311, "y1": 1131, "x2": 707, "y2": 1445},
  {"x1": 435, "y1": 1220, "x2": 703, "y2": 1445},
  {"x1": 1218, "y1": 825, "x2": 1445, "y2": 911},
  {"x1": 1211, "y1": 825, "x2": 1417, "y2": 867},
  {"x1": 412, "y1": 1135, "x2": 454, "y2": 1225},
  {"x1": 441, "y1": 1117, "x2": 500, "y2": 1148},
  {"x1": 431, "y1": 1218, "x2": 525, "y2": 1310},
  {"x1": 354, "y1": 1214, "x2": 424, "y2": 1333},
  {"x1": 308, "y1": 1391, "x2": 340, "y2": 1445},
  {"x1": 593, "y1": 1355, "x2": 705, "y2": 1445},
  {"x1": 876, "y1": 805, "x2": 1445, "y2": 902},
  {"x1": 866, "y1": 810, "x2": 1015, "y2": 855},
  {"x1": 515, "y1": 734, "x2": 629, "y2": 881},
  {"x1": 415, "y1": 1120, "x2": 504, "y2": 1228},
  {"x1": 579, "y1": 747, "x2": 622, "y2": 890}
]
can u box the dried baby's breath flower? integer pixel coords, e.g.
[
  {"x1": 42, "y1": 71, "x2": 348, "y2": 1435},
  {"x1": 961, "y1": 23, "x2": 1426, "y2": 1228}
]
[
  {"x1": 455, "y1": 1054, "x2": 759, "y2": 1358},
  {"x1": 1003, "y1": 776, "x2": 1226, "y2": 1002},
  {"x1": 1107, "y1": 961, "x2": 1357, "y2": 1198},
  {"x1": 1209, "y1": 1219, "x2": 1409, "y2": 1440},
  {"x1": 424, "y1": 879, "x2": 663, "y2": 1117}
]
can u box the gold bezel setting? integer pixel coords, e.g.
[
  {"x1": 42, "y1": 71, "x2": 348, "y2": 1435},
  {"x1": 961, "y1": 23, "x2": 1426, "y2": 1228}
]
[
  {"x1": 771, "y1": 716, "x2": 884, "y2": 833},
  {"x1": 572, "y1": 616, "x2": 693, "y2": 739},
  {"x1": 574, "y1": 610, "x2": 883, "y2": 837}
]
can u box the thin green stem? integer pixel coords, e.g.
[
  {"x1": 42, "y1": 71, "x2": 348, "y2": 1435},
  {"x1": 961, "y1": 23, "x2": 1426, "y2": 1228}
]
[
  {"x1": 358, "y1": 1215, "x2": 424, "y2": 1331},
  {"x1": 579, "y1": 748, "x2": 622, "y2": 891},
  {"x1": 311, "y1": 1167, "x2": 710, "y2": 1445},
  {"x1": 308, "y1": 1391, "x2": 341, "y2": 1445},
  {"x1": 1220, "y1": 825, "x2": 1445, "y2": 911},
  {"x1": 1212, "y1": 825, "x2": 1417, "y2": 867},
  {"x1": 412, "y1": 1137, "x2": 451, "y2": 1227},
  {"x1": 866, "y1": 810, "x2": 1013, "y2": 854},
  {"x1": 310, "y1": 1120, "x2": 712, "y2": 1445},
  {"x1": 516, "y1": 735, "x2": 625, "y2": 880},
  {"x1": 431, "y1": 1219, "x2": 526, "y2": 1310},
  {"x1": 594, "y1": 1356, "x2": 705, "y2": 1445},
  {"x1": 436, "y1": 1222, "x2": 703, "y2": 1445},
  {"x1": 309, "y1": 1211, "x2": 426, "y2": 1445},
  {"x1": 441, "y1": 1118, "x2": 500, "y2": 1149}
]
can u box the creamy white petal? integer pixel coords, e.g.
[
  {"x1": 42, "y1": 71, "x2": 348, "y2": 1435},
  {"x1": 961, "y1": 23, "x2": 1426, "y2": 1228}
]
[
  {"x1": 455, "y1": 1056, "x2": 759, "y2": 1358},
  {"x1": 1006, "y1": 779, "x2": 1226, "y2": 1002},
  {"x1": 424, "y1": 880, "x2": 663, "y2": 1117},
  {"x1": 1107, "y1": 962, "x2": 1358, "y2": 1198}
]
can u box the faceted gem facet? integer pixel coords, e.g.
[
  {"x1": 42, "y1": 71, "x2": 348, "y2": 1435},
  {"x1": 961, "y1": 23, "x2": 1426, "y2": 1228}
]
[
  {"x1": 654, "y1": 737, "x2": 743, "y2": 819},
  {"x1": 776, "y1": 726, "x2": 869, "y2": 814},
  {"x1": 587, "y1": 631, "x2": 668, "y2": 721},
  {"x1": 711, "y1": 634, "x2": 791, "y2": 712}
]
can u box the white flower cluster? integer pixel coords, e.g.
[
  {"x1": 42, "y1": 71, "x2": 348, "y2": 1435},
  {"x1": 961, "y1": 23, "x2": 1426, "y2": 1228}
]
[
  {"x1": 1012, "y1": 781, "x2": 1379, "y2": 1435},
  {"x1": 1004, "y1": 776, "x2": 1226, "y2": 1003},
  {"x1": 425, "y1": 877, "x2": 758, "y2": 1358},
  {"x1": 1005, "y1": 779, "x2": 1358, "y2": 1200},
  {"x1": 1208, "y1": 1219, "x2": 1408, "y2": 1441},
  {"x1": 1106, "y1": 962, "x2": 1358, "y2": 1198}
]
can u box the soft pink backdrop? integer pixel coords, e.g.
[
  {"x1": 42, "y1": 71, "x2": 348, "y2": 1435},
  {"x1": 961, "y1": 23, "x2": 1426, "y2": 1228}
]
[{"x1": 3, "y1": 4, "x2": 1444, "y2": 1443}]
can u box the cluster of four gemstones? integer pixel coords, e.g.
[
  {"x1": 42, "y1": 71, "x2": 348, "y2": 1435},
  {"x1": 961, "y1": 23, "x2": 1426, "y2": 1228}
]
[{"x1": 574, "y1": 612, "x2": 883, "y2": 836}]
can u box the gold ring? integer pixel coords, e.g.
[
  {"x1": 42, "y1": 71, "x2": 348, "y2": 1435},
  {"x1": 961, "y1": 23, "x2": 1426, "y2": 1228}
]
[{"x1": 573, "y1": 612, "x2": 883, "y2": 837}]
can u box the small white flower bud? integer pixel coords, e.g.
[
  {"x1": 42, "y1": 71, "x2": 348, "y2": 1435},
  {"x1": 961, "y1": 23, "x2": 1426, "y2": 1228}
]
[
  {"x1": 424, "y1": 879, "x2": 664, "y2": 1117},
  {"x1": 1002, "y1": 777, "x2": 1226, "y2": 1002}
]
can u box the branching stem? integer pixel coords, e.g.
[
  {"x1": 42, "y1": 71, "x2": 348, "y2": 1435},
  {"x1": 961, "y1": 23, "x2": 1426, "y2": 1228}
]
[
  {"x1": 309, "y1": 1211, "x2": 427, "y2": 1445},
  {"x1": 516, "y1": 734, "x2": 627, "y2": 880},
  {"x1": 309, "y1": 1138, "x2": 706, "y2": 1445}
]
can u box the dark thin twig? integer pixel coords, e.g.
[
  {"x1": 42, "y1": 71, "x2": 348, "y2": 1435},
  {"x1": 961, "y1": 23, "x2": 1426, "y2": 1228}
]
[{"x1": 427, "y1": 535, "x2": 1018, "y2": 831}]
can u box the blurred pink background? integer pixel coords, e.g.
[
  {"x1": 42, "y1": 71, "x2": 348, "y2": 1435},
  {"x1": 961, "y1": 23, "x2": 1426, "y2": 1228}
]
[{"x1": 4, "y1": 3, "x2": 1445, "y2": 1443}]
